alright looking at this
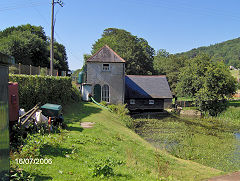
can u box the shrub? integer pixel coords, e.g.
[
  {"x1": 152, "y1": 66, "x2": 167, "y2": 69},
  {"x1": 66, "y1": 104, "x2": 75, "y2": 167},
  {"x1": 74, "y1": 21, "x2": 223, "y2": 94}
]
[
  {"x1": 91, "y1": 157, "x2": 125, "y2": 178},
  {"x1": 9, "y1": 74, "x2": 75, "y2": 110},
  {"x1": 108, "y1": 104, "x2": 133, "y2": 128},
  {"x1": 92, "y1": 162, "x2": 114, "y2": 178},
  {"x1": 9, "y1": 66, "x2": 18, "y2": 74}
]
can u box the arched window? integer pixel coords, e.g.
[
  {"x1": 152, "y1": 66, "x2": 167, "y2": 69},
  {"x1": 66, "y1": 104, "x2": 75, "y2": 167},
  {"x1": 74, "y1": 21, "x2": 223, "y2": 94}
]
[{"x1": 102, "y1": 84, "x2": 109, "y2": 102}]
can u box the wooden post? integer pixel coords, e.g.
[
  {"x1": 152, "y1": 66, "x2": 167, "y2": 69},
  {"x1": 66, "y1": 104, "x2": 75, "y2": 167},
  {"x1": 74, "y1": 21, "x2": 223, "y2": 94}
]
[
  {"x1": 38, "y1": 66, "x2": 41, "y2": 75},
  {"x1": 30, "y1": 65, "x2": 32, "y2": 75},
  {"x1": 18, "y1": 63, "x2": 21, "y2": 74}
]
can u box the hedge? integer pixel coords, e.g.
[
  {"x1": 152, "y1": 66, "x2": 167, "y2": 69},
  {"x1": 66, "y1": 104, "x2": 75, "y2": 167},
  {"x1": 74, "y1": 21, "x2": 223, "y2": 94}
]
[{"x1": 9, "y1": 74, "x2": 73, "y2": 110}]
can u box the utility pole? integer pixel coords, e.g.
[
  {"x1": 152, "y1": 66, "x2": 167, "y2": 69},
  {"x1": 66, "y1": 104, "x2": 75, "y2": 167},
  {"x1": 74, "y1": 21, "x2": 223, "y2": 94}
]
[{"x1": 50, "y1": 0, "x2": 64, "y2": 76}]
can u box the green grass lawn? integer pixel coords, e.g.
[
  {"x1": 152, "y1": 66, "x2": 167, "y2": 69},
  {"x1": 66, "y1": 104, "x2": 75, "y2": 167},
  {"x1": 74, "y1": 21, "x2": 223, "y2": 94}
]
[{"x1": 10, "y1": 102, "x2": 223, "y2": 180}]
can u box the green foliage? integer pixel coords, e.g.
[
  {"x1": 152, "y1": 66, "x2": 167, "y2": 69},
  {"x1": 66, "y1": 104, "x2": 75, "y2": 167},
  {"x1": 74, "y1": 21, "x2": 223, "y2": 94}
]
[
  {"x1": 0, "y1": 24, "x2": 69, "y2": 71},
  {"x1": 218, "y1": 105, "x2": 240, "y2": 125},
  {"x1": 9, "y1": 74, "x2": 73, "y2": 110},
  {"x1": 40, "y1": 68, "x2": 47, "y2": 76},
  {"x1": 91, "y1": 162, "x2": 114, "y2": 178},
  {"x1": 0, "y1": 30, "x2": 49, "y2": 66},
  {"x1": 177, "y1": 37, "x2": 240, "y2": 68},
  {"x1": 71, "y1": 84, "x2": 81, "y2": 102},
  {"x1": 134, "y1": 115, "x2": 240, "y2": 172},
  {"x1": 91, "y1": 157, "x2": 125, "y2": 178},
  {"x1": 0, "y1": 24, "x2": 47, "y2": 41},
  {"x1": 10, "y1": 102, "x2": 222, "y2": 180},
  {"x1": 71, "y1": 69, "x2": 82, "y2": 78},
  {"x1": 153, "y1": 51, "x2": 187, "y2": 93},
  {"x1": 10, "y1": 168, "x2": 33, "y2": 181},
  {"x1": 9, "y1": 66, "x2": 18, "y2": 74},
  {"x1": 108, "y1": 104, "x2": 133, "y2": 128},
  {"x1": 91, "y1": 28, "x2": 155, "y2": 75},
  {"x1": 176, "y1": 54, "x2": 237, "y2": 116},
  {"x1": 53, "y1": 42, "x2": 69, "y2": 72}
]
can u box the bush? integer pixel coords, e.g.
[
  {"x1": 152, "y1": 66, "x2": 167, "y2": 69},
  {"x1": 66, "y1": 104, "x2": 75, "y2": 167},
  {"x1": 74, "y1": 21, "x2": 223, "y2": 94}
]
[
  {"x1": 91, "y1": 157, "x2": 125, "y2": 178},
  {"x1": 9, "y1": 74, "x2": 75, "y2": 110},
  {"x1": 92, "y1": 162, "x2": 114, "y2": 178},
  {"x1": 9, "y1": 66, "x2": 18, "y2": 74},
  {"x1": 108, "y1": 104, "x2": 133, "y2": 128}
]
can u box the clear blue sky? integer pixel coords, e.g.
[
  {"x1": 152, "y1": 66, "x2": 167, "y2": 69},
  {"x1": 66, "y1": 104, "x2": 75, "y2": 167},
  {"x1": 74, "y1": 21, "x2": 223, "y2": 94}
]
[{"x1": 1, "y1": 0, "x2": 240, "y2": 70}]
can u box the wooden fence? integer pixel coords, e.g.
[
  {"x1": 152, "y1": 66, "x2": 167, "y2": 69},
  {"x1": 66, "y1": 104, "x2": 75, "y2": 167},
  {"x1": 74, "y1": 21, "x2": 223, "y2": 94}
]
[
  {"x1": 175, "y1": 101, "x2": 194, "y2": 108},
  {"x1": 9, "y1": 63, "x2": 66, "y2": 76}
]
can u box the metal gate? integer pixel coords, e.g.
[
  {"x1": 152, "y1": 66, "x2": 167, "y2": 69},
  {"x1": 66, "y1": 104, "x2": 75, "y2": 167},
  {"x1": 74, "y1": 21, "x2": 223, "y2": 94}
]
[{"x1": 93, "y1": 84, "x2": 101, "y2": 103}]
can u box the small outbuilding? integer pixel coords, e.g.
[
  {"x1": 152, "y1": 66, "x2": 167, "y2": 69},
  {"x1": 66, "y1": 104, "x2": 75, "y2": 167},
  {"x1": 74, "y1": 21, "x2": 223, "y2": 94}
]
[
  {"x1": 84, "y1": 44, "x2": 173, "y2": 110},
  {"x1": 125, "y1": 75, "x2": 173, "y2": 110}
]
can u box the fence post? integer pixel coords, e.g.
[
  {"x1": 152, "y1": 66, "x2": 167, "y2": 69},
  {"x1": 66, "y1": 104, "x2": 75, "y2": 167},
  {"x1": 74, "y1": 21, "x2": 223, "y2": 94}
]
[
  {"x1": 18, "y1": 63, "x2": 21, "y2": 74},
  {"x1": 30, "y1": 65, "x2": 32, "y2": 75},
  {"x1": 38, "y1": 66, "x2": 41, "y2": 75}
]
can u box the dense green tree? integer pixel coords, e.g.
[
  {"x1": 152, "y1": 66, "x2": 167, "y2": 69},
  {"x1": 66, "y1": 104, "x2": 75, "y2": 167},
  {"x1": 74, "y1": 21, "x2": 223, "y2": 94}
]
[
  {"x1": 0, "y1": 24, "x2": 47, "y2": 41},
  {"x1": 0, "y1": 24, "x2": 69, "y2": 71},
  {"x1": 0, "y1": 30, "x2": 49, "y2": 67},
  {"x1": 91, "y1": 28, "x2": 155, "y2": 75},
  {"x1": 53, "y1": 42, "x2": 68, "y2": 72},
  {"x1": 176, "y1": 54, "x2": 237, "y2": 116},
  {"x1": 153, "y1": 50, "x2": 186, "y2": 93}
]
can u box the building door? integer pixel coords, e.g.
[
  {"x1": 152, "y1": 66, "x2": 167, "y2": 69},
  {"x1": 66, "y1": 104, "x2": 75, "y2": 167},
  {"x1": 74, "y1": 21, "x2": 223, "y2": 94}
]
[
  {"x1": 93, "y1": 84, "x2": 101, "y2": 102},
  {"x1": 102, "y1": 84, "x2": 110, "y2": 102}
]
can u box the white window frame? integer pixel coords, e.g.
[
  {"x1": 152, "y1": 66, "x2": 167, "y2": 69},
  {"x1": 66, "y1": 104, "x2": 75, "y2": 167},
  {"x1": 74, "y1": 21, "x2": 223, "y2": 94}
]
[
  {"x1": 102, "y1": 84, "x2": 110, "y2": 103},
  {"x1": 102, "y1": 64, "x2": 110, "y2": 71},
  {"x1": 149, "y1": 100, "x2": 154, "y2": 105},
  {"x1": 130, "y1": 99, "x2": 135, "y2": 105}
]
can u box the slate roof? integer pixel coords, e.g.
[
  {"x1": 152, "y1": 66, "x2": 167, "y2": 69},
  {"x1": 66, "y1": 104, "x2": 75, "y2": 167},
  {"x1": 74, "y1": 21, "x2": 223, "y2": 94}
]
[
  {"x1": 125, "y1": 75, "x2": 173, "y2": 99},
  {"x1": 87, "y1": 45, "x2": 125, "y2": 63}
]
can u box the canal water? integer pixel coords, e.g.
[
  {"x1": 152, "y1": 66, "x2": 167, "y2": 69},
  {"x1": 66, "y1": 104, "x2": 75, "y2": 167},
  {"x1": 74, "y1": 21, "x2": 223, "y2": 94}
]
[{"x1": 133, "y1": 113, "x2": 240, "y2": 172}]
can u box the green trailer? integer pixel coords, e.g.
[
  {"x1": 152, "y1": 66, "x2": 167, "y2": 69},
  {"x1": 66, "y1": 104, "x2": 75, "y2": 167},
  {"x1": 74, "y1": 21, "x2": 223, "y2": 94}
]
[{"x1": 41, "y1": 103, "x2": 63, "y2": 126}]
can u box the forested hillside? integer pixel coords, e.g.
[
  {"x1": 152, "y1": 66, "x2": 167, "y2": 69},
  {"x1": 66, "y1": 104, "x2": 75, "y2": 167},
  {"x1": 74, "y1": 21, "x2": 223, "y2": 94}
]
[{"x1": 177, "y1": 37, "x2": 240, "y2": 68}]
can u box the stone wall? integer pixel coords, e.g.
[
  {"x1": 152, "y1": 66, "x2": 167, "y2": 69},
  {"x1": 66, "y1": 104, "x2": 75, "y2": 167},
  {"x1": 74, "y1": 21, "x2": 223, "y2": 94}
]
[{"x1": 87, "y1": 62, "x2": 125, "y2": 104}]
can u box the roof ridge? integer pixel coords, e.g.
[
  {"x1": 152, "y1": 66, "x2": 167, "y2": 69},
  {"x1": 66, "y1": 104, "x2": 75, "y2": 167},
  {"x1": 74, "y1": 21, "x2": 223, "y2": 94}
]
[
  {"x1": 87, "y1": 45, "x2": 125, "y2": 63},
  {"x1": 126, "y1": 75, "x2": 166, "y2": 77}
]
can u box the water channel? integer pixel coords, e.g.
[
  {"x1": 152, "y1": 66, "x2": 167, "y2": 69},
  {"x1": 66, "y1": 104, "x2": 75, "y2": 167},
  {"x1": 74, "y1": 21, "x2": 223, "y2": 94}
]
[{"x1": 133, "y1": 113, "x2": 240, "y2": 172}]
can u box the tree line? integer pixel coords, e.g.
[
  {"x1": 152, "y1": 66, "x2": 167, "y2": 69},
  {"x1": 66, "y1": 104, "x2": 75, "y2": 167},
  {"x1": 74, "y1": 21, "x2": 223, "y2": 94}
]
[
  {"x1": 0, "y1": 24, "x2": 68, "y2": 72},
  {"x1": 1, "y1": 25, "x2": 237, "y2": 115},
  {"x1": 87, "y1": 28, "x2": 238, "y2": 115}
]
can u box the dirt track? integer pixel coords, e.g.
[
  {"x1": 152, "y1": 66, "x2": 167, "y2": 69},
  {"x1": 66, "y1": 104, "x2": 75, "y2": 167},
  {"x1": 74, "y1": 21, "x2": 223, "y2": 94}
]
[{"x1": 207, "y1": 172, "x2": 240, "y2": 181}]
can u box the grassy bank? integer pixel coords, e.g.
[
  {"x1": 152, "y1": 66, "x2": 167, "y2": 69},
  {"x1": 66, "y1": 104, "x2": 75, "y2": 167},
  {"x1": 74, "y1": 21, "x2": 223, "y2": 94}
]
[{"x1": 10, "y1": 102, "x2": 222, "y2": 180}]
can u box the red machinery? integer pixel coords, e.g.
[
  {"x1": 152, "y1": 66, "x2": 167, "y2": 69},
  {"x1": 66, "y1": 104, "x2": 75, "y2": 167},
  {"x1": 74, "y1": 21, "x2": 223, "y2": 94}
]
[{"x1": 8, "y1": 82, "x2": 19, "y2": 121}]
